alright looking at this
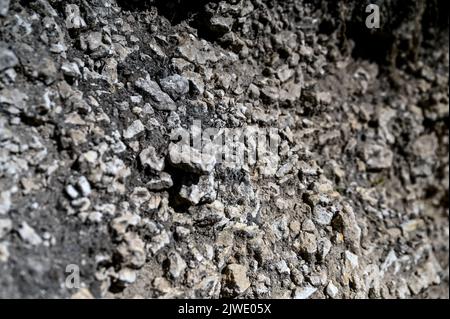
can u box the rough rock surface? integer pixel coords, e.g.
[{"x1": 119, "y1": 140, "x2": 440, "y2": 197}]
[{"x1": 0, "y1": 0, "x2": 448, "y2": 299}]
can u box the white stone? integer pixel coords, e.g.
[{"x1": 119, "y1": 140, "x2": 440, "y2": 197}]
[
  {"x1": 77, "y1": 176, "x2": 92, "y2": 197},
  {"x1": 326, "y1": 281, "x2": 339, "y2": 298},
  {"x1": 65, "y1": 185, "x2": 79, "y2": 199},
  {"x1": 118, "y1": 268, "x2": 137, "y2": 284},
  {"x1": 0, "y1": 0, "x2": 10, "y2": 17},
  {"x1": 0, "y1": 242, "x2": 9, "y2": 262},
  {"x1": 139, "y1": 146, "x2": 164, "y2": 171},
  {"x1": 123, "y1": 120, "x2": 145, "y2": 139},
  {"x1": 18, "y1": 222, "x2": 42, "y2": 246},
  {"x1": 345, "y1": 250, "x2": 359, "y2": 269},
  {"x1": 168, "y1": 251, "x2": 187, "y2": 279},
  {"x1": 150, "y1": 230, "x2": 170, "y2": 254},
  {"x1": 0, "y1": 191, "x2": 11, "y2": 215},
  {"x1": 313, "y1": 206, "x2": 334, "y2": 226},
  {"x1": 293, "y1": 284, "x2": 317, "y2": 299},
  {"x1": 61, "y1": 62, "x2": 81, "y2": 78},
  {"x1": 275, "y1": 260, "x2": 291, "y2": 275},
  {"x1": 169, "y1": 143, "x2": 216, "y2": 174}
]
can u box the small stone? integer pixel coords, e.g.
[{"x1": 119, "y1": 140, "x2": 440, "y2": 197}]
[
  {"x1": 293, "y1": 284, "x2": 317, "y2": 299},
  {"x1": 130, "y1": 95, "x2": 143, "y2": 105},
  {"x1": 168, "y1": 143, "x2": 216, "y2": 174},
  {"x1": 102, "y1": 58, "x2": 118, "y2": 84},
  {"x1": 313, "y1": 206, "x2": 334, "y2": 226},
  {"x1": 345, "y1": 251, "x2": 359, "y2": 269},
  {"x1": 117, "y1": 268, "x2": 137, "y2": 285},
  {"x1": 0, "y1": 44, "x2": 18, "y2": 71},
  {"x1": 111, "y1": 212, "x2": 141, "y2": 235},
  {"x1": 167, "y1": 251, "x2": 187, "y2": 279},
  {"x1": 0, "y1": 88, "x2": 27, "y2": 114},
  {"x1": 71, "y1": 288, "x2": 94, "y2": 299},
  {"x1": 117, "y1": 232, "x2": 146, "y2": 268},
  {"x1": 301, "y1": 219, "x2": 316, "y2": 233},
  {"x1": 130, "y1": 187, "x2": 151, "y2": 206},
  {"x1": 179, "y1": 174, "x2": 216, "y2": 205},
  {"x1": 146, "y1": 172, "x2": 173, "y2": 190},
  {"x1": 277, "y1": 65, "x2": 295, "y2": 82},
  {"x1": 289, "y1": 220, "x2": 301, "y2": 235},
  {"x1": 209, "y1": 16, "x2": 234, "y2": 35},
  {"x1": 148, "y1": 42, "x2": 166, "y2": 60},
  {"x1": 153, "y1": 277, "x2": 172, "y2": 294},
  {"x1": 18, "y1": 222, "x2": 42, "y2": 246},
  {"x1": 65, "y1": 4, "x2": 86, "y2": 29},
  {"x1": 261, "y1": 86, "x2": 279, "y2": 103},
  {"x1": 0, "y1": 218, "x2": 12, "y2": 239},
  {"x1": 401, "y1": 219, "x2": 425, "y2": 234},
  {"x1": 326, "y1": 281, "x2": 339, "y2": 298},
  {"x1": 135, "y1": 75, "x2": 177, "y2": 111},
  {"x1": 275, "y1": 260, "x2": 291, "y2": 275},
  {"x1": 123, "y1": 120, "x2": 145, "y2": 139},
  {"x1": 0, "y1": 191, "x2": 12, "y2": 215},
  {"x1": 222, "y1": 264, "x2": 251, "y2": 297},
  {"x1": 65, "y1": 185, "x2": 79, "y2": 199},
  {"x1": 61, "y1": 62, "x2": 81, "y2": 78},
  {"x1": 0, "y1": 0, "x2": 10, "y2": 17},
  {"x1": 316, "y1": 91, "x2": 332, "y2": 105},
  {"x1": 295, "y1": 231, "x2": 317, "y2": 255},
  {"x1": 183, "y1": 71, "x2": 204, "y2": 95},
  {"x1": 317, "y1": 238, "x2": 332, "y2": 260},
  {"x1": 159, "y1": 74, "x2": 189, "y2": 100},
  {"x1": 71, "y1": 198, "x2": 91, "y2": 212},
  {"x1": 407, "y1": 259, "x2": 441, "y2": 294},
  {"x1": 86, "y1": 32, "x2": 103, "y2": 52},
  {"x1": 0, "y1": 242, "x2": 9, "y2": 262},
  {"x1": 77, "y1": 176, "x2": 92, "y2": 197},
  {"x1": 38, "y1": 58, "x2": 58, "y2": 84},
  {"x1": 139, "y1": 146, "x2": 164, "y2": 171},
  {"x1": 171, "y1": 58, "x2": 194, "y2": 73},
  {"x1": 248, "y1": 83, "x2": 260, "y2": 99},
  {"x1": 331, "y1": 204, "x2": 361, "y2": 251},
  {"x1": 412, "y1": 134, "x2": 438, "y2": 159},
  {"x1": 149, "y1": 230, "x2": 170, "y2": 254},
  {"x1": 363, "y1": 142, "x2": 393, "y2": 170},
  {"x1": 300, "y1": 45, "x2": 314, "y2": 57}
]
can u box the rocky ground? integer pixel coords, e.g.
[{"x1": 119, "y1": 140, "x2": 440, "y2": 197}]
[{"x1": 0, "y1": 0, "x2": 448, "y2": 299}]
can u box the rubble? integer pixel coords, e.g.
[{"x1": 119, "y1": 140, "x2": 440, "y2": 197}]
[
  {"x1": 168, "y1": 143, "x2": 216, "y2": 174},
  {"x1": 222, "y1": 264, "x2": 251, "y2": 297},
  {"x1": 135, "y1": 75, "x2": 177, "y2": 111},
  {"x1": 0, "y1": 0, "x2": 447, "y2": 300}
]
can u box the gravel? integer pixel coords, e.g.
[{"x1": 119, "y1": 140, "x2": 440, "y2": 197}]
[{"x1": 0, "y1": 0, "x2": 448, "y2": 299}]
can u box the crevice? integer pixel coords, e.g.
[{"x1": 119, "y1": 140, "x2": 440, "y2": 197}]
[{"x1": 165, "y1": 162, "x2": 201, "y2": 213}]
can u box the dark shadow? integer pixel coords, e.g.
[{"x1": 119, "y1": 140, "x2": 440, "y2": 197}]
[
  {"x1": 316, "y1": 0, "x2": 449, "y2": 66},
  {"x1": 165, "y1": 162, "x2": 201, "y2": 213},
  {"x1": 117, "y1": 0, "x2": 215, "y2": 25}
]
